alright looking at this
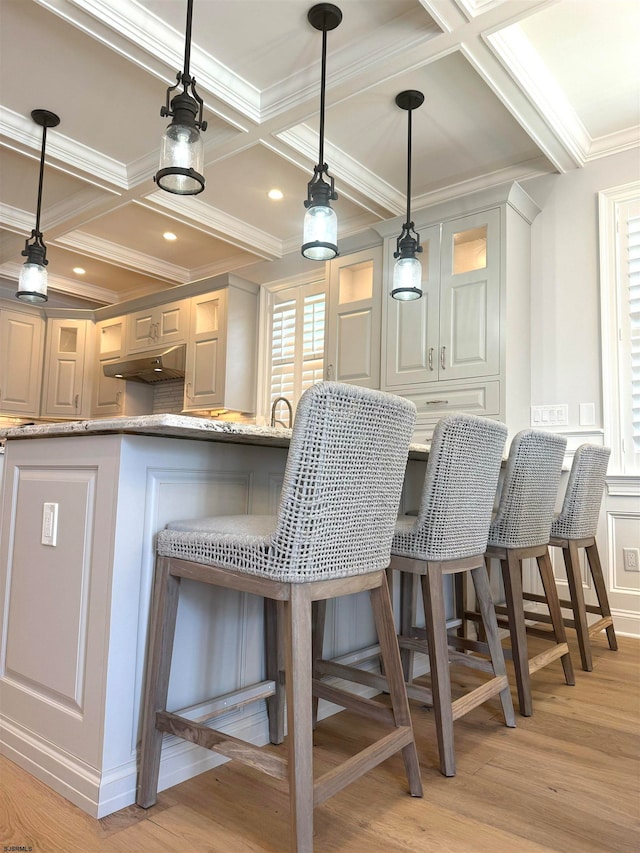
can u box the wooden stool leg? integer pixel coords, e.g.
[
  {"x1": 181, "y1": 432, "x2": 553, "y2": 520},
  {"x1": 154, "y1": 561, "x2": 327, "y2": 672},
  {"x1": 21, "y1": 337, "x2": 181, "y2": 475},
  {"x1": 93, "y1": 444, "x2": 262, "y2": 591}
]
[
  {"x1": 501, "y1": 553, "x2": 533, "y2": 716},
  {"x1": 137, "y1": 556, "x2": 181, "y2": 809},
  {"x1": 562, "y1": 542, "x2": 593, "y2": 671},
  {"x1": 471, "y1": 563, "x2": 516, "y2": 728},
  {"x1": 311, "y1": 599, "x2": 327, "y2": 729},
  {"x1": 285, "y1": 584, "x2": 314, "y2": 853},
  {"x1": 265, "y1": 597, "x2": 285, "y2": 744},
  {"x1": 586, "y1": 542, "x2": 618, "y2": 651},
  {"x1": 399, "y1": 570, "x2": 416, "y2": 681},
  {"x1": 454, "y1": 572, "x2": 467, "y2": 639},
  {"x1": 422, "y1": 563, "x2": 456, "y2": 777},
  {"x1": 370, "y1": 574, "x2": 422, "y2": 796},
  {"x1": 537, "y1": 549, "x2": 575, "y2": 686}
]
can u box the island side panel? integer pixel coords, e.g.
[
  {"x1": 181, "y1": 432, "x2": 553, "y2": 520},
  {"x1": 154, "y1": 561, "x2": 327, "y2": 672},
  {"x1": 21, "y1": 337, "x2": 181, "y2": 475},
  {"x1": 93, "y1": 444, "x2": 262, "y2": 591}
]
[{"x1": 0, "y1": 434, "x2": 122, "y2": 814}]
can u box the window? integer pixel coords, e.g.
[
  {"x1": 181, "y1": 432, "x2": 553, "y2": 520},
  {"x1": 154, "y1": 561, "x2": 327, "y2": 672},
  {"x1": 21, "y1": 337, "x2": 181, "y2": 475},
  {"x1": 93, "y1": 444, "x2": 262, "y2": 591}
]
[
  {"x1": 599, "y1": 182, "x2": 640, "y2": 474},
  {"x1": 266, "y1": 279, "x2": 326, "y2": 419}
]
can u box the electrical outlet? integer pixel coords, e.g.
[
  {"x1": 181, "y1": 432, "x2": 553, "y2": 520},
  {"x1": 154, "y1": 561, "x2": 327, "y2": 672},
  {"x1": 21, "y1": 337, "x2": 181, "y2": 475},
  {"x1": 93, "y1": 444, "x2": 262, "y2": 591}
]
[
  {"x1": 623, "y1": 548, "x2": 640, "y2": 572},
  {"x1": 41, "y1": 502, "x2": 58, "y2": 547}
]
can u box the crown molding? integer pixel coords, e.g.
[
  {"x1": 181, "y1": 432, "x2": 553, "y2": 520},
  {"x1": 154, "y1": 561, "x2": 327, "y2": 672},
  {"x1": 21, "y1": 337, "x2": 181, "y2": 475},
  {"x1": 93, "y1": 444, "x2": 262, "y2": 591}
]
[
  {"x1": 142, "y1": 192, "x2": 282, "y2": 260},
  {"x1": 261, "y1": 8, "x2": 439, "y2": 122},
  {"x1": 484, "y1": 27, "x2": 590, "y2": 168},
  {"x1": 55, "y1": 230, "x2": 189, "y2": 283},
  {"x1": 586, "y1": 127, "x2": 640, "y2": 162},
  {"x1": 0, "y1": 204, "x2": 32, "y2": 234},
  {"x1": 0, "y1": 105, "x2": 128, "y2": 190},
  {"x1": 0, "y1": 260, "x2": 118, "y2": 304},
  {"x1": 276, "y1": 125, "x2": 404, "y2": 217},
  {"x1": 36, "y1": 0, "x2": 260, "y2": 124}
]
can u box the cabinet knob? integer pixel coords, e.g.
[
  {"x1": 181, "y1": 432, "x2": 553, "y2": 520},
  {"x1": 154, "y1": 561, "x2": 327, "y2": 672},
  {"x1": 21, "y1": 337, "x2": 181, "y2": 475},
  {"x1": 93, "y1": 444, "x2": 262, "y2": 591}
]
[{"x1": 440, "y1": 346, "x2": 446, "y2": 370}]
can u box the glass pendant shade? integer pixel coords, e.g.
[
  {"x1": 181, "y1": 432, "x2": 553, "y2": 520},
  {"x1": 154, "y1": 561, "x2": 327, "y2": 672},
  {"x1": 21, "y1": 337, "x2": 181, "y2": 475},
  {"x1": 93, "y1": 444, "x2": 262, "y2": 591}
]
[
  {"x1": 302, "y1": 204, "x2": 338, "y2": 260},
  {"x1": 18, "y1": 261, "x2": 48, "y2": 303},
  {"x1": 156, "y1": 121, "x2": 204, "y2": 195},
  {"x1": 392, "y1": 256, "x2": 423, "y2": 300}
]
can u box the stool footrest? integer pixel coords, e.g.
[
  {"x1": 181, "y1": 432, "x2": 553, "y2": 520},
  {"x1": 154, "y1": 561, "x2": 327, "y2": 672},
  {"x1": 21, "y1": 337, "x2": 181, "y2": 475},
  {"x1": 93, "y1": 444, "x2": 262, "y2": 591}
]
[
  {"x1": 175, "y1": 680, "x2": 276, "y2": 725},
  {"x1": 156, "y1": 711, "x2": 288, "y2": 780},
  {"x1": 451, "y1": 676, "x2": 510, "y2": 722},
  {"x1": 313, "y1": 726, "x2": 414, "y2": 807},
  {"x1": 588, "y1": 616, "x2": 614, "y2": 636},
  {"x1": 312, "y1": 676, "x2": 394, "y2": 726},
  {"x1": 528, "y1": 643, "x2": 569, "y2": 674}
]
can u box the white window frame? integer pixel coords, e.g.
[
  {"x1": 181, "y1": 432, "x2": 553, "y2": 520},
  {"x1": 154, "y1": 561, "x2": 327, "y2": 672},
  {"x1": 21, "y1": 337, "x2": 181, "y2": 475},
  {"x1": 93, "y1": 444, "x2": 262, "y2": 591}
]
[
  {"x1": 599, "y1": 181, "x2": 640, "y2": 475},
  {"x1": 256, "y1": 271, "x2": 327, "y2": 425}
]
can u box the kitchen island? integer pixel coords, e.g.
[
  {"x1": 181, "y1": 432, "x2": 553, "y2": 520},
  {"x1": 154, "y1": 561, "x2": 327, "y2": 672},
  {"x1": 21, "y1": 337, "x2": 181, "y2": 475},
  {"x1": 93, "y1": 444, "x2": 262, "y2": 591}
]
[{"x1": 0, "y1": 415, "x2": 428, "y2": 818}]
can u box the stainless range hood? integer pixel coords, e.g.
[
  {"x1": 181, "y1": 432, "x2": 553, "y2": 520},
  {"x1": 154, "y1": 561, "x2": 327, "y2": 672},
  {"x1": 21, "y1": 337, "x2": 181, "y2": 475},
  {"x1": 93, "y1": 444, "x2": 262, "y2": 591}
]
[{"x1": 103, "y1": 345, "x2": 186, "y2": 383}]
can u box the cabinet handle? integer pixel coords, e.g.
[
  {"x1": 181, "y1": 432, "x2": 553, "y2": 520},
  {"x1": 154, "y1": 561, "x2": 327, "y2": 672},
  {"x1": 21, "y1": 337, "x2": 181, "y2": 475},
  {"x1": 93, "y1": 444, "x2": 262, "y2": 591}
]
[
  {"x1": 428, "y1": 347, "x2": 434, "y2": 371},
  {"x1": 326, "y1": 363, "x2": 334, "y2": 380},
  {"x1": 116, "y1": 391, "x2": 122, "y2": 409},
  {"x1": 440, "y1": 346, "x2": 446, "y2": 370},
  {"x1": 423, "y1": 399, "x2": 449, "y2": 406},
  {"x1": 186, "y1": 382, "x2": 193, "y2": 400},
  {"x1": 74, "y1": 393, "x2": 79, "y2": 409}
]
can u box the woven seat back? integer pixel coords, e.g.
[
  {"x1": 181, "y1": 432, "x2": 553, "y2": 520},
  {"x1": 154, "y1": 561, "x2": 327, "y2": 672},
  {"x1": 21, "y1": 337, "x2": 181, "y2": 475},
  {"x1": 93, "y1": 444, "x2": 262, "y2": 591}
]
[
  {"x1": 393, "y1": 414, "x2": 507, "y2": 561},
  {"x1": 488, "y1": 429, "x2": 567, "y2": 549},
  {"x1": 267, "y1": 382, "x2": 416, "y2": 581},
  {"x1": 550, "y1": 444, "x2": 610, "y2": 540}
]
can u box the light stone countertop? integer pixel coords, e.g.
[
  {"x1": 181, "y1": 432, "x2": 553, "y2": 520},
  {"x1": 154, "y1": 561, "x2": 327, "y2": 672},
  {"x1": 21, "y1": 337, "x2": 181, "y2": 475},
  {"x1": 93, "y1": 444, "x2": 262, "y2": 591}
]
[{"x1": 0, "y1": 414, "x2": 431, "y2": 458}]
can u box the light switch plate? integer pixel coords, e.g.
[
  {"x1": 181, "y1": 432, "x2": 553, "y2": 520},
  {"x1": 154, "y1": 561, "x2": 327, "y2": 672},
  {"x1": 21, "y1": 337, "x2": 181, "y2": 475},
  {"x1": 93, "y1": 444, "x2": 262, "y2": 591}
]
[
  {"x1": 42, "y1": 502, "x2": 58, "y2": 547},
  {"x1": 530, "y1": 404, "x2": 569, "y2": 427}
]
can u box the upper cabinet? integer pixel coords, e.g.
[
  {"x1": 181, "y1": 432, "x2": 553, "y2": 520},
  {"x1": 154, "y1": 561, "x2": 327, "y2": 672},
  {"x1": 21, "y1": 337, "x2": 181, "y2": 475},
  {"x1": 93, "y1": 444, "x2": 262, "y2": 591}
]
[
  {"x1": 41, "y1": 317, "x2": 93, "y2": 419},
  {"x1": 0, "y1": 306, "x2": 45, "y2": 417},
  {"x1": 385, "y1": 210, "x2": 500, "y2": 387},
  {"x1": 183, "y1": 278, "x2": 258, "y2": 413},
  {"x1": 92, "y1": 315, "x2": 152, "y2": 417},
  {"x1": 379, "y1": 183, "x2": 540, "y2": 439},
  {"x1": 125, "y1": 299, "x2": 188, "y2": 354},
  {"x1": 326, "y1": 246, "x2": 382, "y2": 388}
]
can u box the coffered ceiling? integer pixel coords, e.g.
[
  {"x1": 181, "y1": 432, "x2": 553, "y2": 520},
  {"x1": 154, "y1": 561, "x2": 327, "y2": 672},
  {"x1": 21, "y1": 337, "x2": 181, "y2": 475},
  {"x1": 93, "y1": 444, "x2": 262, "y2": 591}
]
[{"x1": 0, "y1": 0, "x2": 638, "y2": 306}]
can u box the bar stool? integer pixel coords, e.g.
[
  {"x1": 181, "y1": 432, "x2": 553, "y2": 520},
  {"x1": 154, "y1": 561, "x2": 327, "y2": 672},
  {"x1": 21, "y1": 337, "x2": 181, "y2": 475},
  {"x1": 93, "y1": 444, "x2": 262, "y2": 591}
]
[
  {"x1": 540, "y1": 444, "x2": 616, "y2": 671},
  {"x1": 468, "y1": 429, "x2": 575, "y2": 717},
  {"x1": 136, "y1": 382, "x2": 422, "y2": 853},
  {"x1": 316, "y1": 413, "x2": 515, "y2": 778}
]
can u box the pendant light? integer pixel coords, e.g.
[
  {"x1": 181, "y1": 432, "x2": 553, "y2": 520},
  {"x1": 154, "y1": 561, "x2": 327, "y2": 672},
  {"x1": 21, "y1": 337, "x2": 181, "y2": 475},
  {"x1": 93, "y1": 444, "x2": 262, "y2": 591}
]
[
  {"x1": 301, "y1": 3, "x2": 342, "y2": 261},
  {"x1": 17, "y1": 109, "x2": 60, "y2": 304},
  {"x1": 155, "y1": 0, "x2": 208, "y2": 195},
  {"x1": 391, "y1": 90, "x2": 424, "y2": 301}
]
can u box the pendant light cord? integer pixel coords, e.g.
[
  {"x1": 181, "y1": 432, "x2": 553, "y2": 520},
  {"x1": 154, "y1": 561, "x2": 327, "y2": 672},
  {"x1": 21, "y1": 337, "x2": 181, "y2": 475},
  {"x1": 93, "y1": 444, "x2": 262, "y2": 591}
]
[
  {"x1": 183, "y1": 0, "x2": 193, "y2": 82},
  {"x1": 34, "y1": 125, "x2": 47, "y2": 237},
  {"x1": 318, "y1": 26, "x2": 328, "y2": 168},
  {"x1": 405, "y1": 107, "x2": 412, "y2": 226}
]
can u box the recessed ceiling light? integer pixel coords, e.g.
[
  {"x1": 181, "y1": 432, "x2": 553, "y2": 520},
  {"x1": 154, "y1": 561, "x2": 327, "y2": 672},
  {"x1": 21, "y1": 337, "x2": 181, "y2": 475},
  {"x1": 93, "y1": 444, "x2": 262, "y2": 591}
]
[
  {"x1": 163, "y1": 231, "x2": 177, "y2": 241},
  {"x1": 268, "y1": 189, "x2": 283, "y2": 201},
  {"x1": 73, "y1": 267, "x2": 85, "y2": 275}
]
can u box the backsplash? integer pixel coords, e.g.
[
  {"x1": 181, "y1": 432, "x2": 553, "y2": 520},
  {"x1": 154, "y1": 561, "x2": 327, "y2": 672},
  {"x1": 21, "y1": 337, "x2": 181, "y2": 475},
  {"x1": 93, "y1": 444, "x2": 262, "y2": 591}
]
[{"x1": 152, "y1": 379, "x2": 185, "y2": 414}]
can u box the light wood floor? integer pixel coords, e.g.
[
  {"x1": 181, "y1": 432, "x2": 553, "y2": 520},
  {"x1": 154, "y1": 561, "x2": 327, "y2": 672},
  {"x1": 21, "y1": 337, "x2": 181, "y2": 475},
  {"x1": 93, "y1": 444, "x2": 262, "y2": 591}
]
[{"x1": 2, "y1": 633, "x2": 638, "y2": 852}]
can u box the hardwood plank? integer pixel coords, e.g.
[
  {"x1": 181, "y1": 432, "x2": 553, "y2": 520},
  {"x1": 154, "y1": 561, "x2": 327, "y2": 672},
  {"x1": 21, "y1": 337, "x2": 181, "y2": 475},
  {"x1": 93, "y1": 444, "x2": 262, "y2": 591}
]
[{"x1": 2, "y1": 634, "x2": 638, "y2": 853}]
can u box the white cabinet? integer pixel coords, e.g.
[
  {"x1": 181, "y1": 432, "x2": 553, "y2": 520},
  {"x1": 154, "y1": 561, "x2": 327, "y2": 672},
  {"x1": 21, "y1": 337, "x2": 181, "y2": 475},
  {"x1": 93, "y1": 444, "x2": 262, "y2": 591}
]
[
  {"x1": 183, "y1": 278, "x2": 258, "y2": 413},
  {"x1": 0, "y1": 306, "x2": 45, "y2": 416},
  {"x1": 384, "y1": 209, "x2": 500, "y2": 387},
  {"x1": 379, "y1": 183, "x2": 540, "y2": 438},
  {"x1": 92, "y1": 316, "x2": 152, "y2": 417},
  {"x1": 326, "y1": 246, "x2": 382, "y2": 388},
  {"x1": 41, "y1": 318, "x2": 92, "y2": 419},
  {"x1": 125, "y1": 299, "x2": 188, "y2": 354}
]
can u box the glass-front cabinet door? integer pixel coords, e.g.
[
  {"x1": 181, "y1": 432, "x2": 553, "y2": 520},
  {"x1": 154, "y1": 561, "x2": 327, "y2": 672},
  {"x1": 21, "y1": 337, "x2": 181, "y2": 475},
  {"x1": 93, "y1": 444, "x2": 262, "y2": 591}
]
[
  {"x1": 326, "y1": 246, "x2": 382, "y2": 389},
  {"x1": 439, "y1": 208, "x2": 500, "y2": 381}
]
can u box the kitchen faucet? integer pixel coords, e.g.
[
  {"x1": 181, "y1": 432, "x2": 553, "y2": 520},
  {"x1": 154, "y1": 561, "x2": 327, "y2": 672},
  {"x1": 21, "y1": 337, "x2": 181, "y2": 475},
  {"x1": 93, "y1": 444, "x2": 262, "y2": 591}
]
[{"x1": 270, "y1": 396, "x2": 293, "y2": 429}]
